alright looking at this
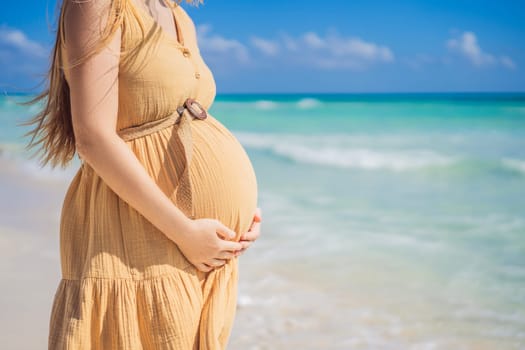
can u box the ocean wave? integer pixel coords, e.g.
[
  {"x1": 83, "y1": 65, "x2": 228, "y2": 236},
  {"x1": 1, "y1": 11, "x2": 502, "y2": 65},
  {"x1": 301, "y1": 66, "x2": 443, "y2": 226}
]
[
  {"x1": 502, "y1": 158, "x2": 525, "y2": 175},
  {"x1": 235, "y1": 132, "x2": 456, "y2": 171},
  {"x1": 0, "y1": 142, "x2": 25, "y2": 154},
  {"x1": 281, "y1": 146, "x2": 454, "y2": 171},
  {"x1": 0, "y1": 146, "x2": 78, "y2": 182},
  {"x1": 296, "y1": 98, "x2": 322, "y2": 109},
  {"x1": 253, "y1": 100, "x2": 279, "y2": 110}
]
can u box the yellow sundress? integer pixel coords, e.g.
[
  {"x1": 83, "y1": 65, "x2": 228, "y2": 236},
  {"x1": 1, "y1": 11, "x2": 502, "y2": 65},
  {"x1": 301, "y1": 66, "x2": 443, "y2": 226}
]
[{"x1": 48, "y1": 1, "x2": 258, "y2": 349}]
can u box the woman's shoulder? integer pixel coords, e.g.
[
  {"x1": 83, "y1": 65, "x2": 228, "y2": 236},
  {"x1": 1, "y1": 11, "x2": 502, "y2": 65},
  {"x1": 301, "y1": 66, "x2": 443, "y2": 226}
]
[{"x1": 60, "y1": 0, "x2": 125, "y2": 50}]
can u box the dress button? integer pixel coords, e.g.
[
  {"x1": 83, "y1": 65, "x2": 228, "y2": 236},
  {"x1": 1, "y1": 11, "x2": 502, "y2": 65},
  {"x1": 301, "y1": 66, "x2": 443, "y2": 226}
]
[
  {"x1": 194, "y1": 72, "x2": 201, "y2": 79},
  {"x1": 182, "y1": 48, "x2": 191, "y2": 57}
]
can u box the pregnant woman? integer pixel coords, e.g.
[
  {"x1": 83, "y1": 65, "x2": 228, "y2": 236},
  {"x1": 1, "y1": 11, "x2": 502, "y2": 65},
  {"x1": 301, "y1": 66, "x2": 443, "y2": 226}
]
[{"x1": 22, "y1": 0, "x2": 262, "y2": 348}]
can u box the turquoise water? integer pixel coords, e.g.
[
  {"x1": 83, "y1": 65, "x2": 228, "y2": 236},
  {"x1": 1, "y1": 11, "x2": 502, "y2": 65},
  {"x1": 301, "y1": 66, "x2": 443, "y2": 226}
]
[{"x1": 1, "y1": 93, "x2": 525, "y2": 348}]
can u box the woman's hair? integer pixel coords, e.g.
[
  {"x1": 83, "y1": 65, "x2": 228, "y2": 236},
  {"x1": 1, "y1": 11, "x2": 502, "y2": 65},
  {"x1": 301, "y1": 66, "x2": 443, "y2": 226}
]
[{"x1": 18, "y1": 0, "x2": 202, "y2": 169}]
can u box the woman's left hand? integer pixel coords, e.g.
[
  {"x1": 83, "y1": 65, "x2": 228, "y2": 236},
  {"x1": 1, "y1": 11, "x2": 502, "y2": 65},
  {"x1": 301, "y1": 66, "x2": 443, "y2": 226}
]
[{"x1": 236, "y1": 207, "x2": 262, "y2": 257}]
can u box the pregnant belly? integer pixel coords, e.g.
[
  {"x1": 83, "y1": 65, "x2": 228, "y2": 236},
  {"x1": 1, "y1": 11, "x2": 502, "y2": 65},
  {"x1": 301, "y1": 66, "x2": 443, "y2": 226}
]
[{"x1": 188, "y1": 113, "x2": 258, "y2": 240}]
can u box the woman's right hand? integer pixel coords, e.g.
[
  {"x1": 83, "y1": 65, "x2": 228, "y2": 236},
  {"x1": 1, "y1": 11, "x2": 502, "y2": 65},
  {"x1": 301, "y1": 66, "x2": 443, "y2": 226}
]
[{"x1": 174, "y1": 218, "x2": 243, "y2": 273}]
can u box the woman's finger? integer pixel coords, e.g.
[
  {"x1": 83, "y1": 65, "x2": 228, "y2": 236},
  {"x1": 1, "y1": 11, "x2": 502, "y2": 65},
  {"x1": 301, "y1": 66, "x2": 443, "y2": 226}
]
[
  {"x1": 254, "y1": 207, "x2": 262, "y2": 221},
  {"x1": 197, "y1": 263, "x2": 213, "y2": 273},
  {"x1": 240, "y1": 227, "x2": 259, "y2": 241},
  {"x1": 207, "y1": 258, "x2": 227, "y2": 267},
  {"x1": 219, "y1": 239, "x2": 243, "y2": 252},
  {"x1": 247, "y1": 207, "x2": 262, "y2": 232},
  {"x1": 234, "y1": 207, "x2": 263, "y2": 257},
  {"x1": 218, "y1": 250, "x2": 235, "y2": 260},
  {"x1": 215, "y1": 221, "x2": 237, "y2": 240},
  {"x1": 235, "y1": 247, "x2": 247, "y2": 257},
  {"x1": 234, "y1": 241, "x2": 251, "y2": 257},
  {"x1": 239, "y1": 240, "x2": 252, "y2": 249},
  {"x1": 240, "y1": 221, "x2": 261, "y2": 241}
]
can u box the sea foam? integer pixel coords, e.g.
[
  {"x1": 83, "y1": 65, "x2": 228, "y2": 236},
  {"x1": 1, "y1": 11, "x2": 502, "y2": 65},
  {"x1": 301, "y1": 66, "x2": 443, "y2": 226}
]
[
  {"x1": 0, "y1": 146, "x2": 77, "y2": 182},
  {"x1": 502, "y1": 158, "x2": 525, "y2": 175},
  {"x1": 253, "y1": 100, "x2": 279, "y2": 110},
  {"x1": 235, "y1": 132, "x2": 456, "y2": 171},
  {"x1": 296, "y1": 98, "x2": 322, "y2": 109}
]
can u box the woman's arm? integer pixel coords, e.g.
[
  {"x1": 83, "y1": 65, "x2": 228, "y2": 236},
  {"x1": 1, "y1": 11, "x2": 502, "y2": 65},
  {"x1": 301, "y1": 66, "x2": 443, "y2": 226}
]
[{"x1": 63, "y1": 0, "x2": 241, "y2": 272}]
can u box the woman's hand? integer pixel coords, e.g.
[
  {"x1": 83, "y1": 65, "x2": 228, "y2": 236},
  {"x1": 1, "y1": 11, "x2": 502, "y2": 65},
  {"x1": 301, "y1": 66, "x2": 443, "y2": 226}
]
[
  {"x1": 236, "y1": 207, "x2": 262, "y2": 257},
  {"x1": 175, "y1": 218, "x2": 243, "y2": 273}
]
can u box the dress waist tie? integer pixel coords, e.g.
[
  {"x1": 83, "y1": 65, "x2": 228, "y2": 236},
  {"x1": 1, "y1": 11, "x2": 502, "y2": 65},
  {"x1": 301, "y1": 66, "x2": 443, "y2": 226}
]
[{"x1": 116, "y1": 98, "x2": 208, "y2": 220}]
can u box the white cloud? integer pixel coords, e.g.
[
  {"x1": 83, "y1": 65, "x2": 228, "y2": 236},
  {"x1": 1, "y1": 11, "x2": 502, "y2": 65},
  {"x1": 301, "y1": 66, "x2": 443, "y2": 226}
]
[
  {"x1": 265, "y1": 30, "x2": 394, "y2": 70},
  {"x1": 500, "y1": 55, "x2": 516, "y2": 70},
  {"x1": 0, "y1": 25, "x2": 49, "y2": 88},
  {"x1": 301, "y1": 31, "x2": 394, "y2": 69},
  {"x1": 196, "y1": 25, "x2": 393, "y2": 71},
  {"x1": 196, "y1": 24, "x2": 250, "y2": 63},
  {"x1": 281, "y1": 33, "x2": 299, "y2": 51},
  {"x1": 0, "y1": 26, "x2": 47, "y2": 58},
  {"x1": 447, "y1": 31, "x2": 494, "y2": 65},
  {"x1": 447, "y1": 31, "x2": 516, "y2": 69},
  {"x1": 299, "y1": 31, "x2": 395, "y2": 63},
  {"x1": 303, "y1": 32, "x2": 324, "y2": 49},
  {"x1": 250, "y1": 36, "x2": 279, "y2": 56}
]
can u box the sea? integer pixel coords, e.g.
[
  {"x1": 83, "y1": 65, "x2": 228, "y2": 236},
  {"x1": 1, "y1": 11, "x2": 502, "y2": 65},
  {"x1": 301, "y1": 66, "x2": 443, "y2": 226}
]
[{"x1": 1, "y1": 92, "x2": 524, "y2": 349}]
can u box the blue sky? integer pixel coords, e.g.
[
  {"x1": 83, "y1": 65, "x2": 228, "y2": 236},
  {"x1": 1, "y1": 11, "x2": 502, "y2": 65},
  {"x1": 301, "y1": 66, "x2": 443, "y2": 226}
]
[{"x1": 0, "y1": 0, "x2": 524, "y2": 93}]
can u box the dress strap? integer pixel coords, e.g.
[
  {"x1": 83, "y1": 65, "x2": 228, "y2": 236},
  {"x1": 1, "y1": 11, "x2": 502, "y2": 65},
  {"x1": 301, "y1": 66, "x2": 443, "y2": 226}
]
[{"x1": 162, "y1": 0, "x2": 185, "y2": 46}]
